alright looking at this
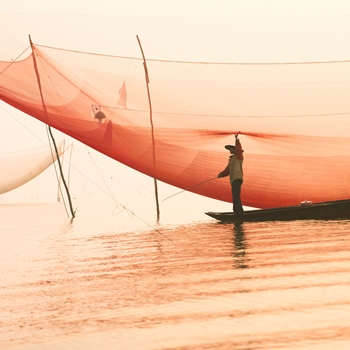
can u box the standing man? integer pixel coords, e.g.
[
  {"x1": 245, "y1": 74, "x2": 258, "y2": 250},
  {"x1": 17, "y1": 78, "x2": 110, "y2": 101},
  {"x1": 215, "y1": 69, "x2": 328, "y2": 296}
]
[{"x1": 218, "y1": 134, "x2": 244, "y2": 214}]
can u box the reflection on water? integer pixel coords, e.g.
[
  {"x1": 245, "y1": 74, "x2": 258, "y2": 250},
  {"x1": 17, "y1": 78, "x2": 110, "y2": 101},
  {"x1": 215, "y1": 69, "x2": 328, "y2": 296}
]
[
  {"x1": 2, "y1": 203, "x2": 350, "y2": 349},
  {"x1": 232, "y1": 223, "x2": 248, "y2": 269}
]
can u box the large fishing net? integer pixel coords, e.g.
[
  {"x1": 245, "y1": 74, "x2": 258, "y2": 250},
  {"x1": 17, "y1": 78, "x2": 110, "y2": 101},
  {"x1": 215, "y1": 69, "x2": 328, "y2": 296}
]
[{"x1": 1, "y1": 43, "x2": 350, "y2": 208}]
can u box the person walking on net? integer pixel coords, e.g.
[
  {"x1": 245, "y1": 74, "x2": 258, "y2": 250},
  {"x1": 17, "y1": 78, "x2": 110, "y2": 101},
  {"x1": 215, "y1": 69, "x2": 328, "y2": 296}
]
[{"x1": 218, "y1": 134, "x2": 244, "y2": 214}]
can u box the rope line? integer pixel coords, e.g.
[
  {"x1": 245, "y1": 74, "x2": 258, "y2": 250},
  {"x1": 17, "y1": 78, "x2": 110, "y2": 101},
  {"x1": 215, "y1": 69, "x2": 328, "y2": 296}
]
[
  {"x1": 0, "y1": 45, "x2": 31, "y2": 75},
  {"x1": 68, "y1": 145, "x2": 173, "y2": 242},
  {"x1": 35, "y1": 43, "x2": 350, "y2": 65}
]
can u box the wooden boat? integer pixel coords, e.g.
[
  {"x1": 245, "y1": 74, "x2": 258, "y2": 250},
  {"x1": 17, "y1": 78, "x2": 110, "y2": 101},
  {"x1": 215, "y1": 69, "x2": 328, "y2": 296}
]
[{"x1": 205, "y1": 199, "x2": 350, "y2": 223}]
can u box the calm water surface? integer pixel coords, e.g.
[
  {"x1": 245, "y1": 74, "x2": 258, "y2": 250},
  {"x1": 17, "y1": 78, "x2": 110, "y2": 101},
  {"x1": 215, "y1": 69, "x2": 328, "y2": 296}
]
[{"x1": 2, "y1": 201, "x2": 350, "y2": 349}]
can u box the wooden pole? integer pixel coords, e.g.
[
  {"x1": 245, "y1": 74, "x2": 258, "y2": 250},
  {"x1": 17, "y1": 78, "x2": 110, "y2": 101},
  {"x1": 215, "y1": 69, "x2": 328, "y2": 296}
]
[
  {"x1": 29, "y1": 35, "x2": 75, "y2": 219},
  {"x1": 136, "y1": 35, "x2": 160, "y2": 221}
]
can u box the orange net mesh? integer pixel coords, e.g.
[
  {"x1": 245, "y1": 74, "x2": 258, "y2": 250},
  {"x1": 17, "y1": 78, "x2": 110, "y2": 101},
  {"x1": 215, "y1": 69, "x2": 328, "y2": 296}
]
[{"x1": 1, "y1": 44, "x2": 350, "y2": 208}]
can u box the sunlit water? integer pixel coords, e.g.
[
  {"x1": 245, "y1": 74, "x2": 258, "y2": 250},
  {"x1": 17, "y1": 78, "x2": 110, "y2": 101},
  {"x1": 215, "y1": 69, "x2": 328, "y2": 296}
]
[{"x1": 2, "y1": 200, "x2": 350, "y2": 350}]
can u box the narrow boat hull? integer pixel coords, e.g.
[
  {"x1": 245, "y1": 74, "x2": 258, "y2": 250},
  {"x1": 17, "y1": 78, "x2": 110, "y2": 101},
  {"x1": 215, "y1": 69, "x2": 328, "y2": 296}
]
[{"x1": 205, "y1": 199, "x2": 350, "y2": 223}]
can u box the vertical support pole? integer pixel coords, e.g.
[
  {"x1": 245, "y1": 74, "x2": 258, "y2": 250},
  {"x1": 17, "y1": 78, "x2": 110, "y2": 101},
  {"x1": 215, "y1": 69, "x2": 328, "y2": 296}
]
[
  {"x1": 136, "y1": 35, "x2": 160, "y2": 221},
  {"x1": 29, "y1": 35, "x2": 75, "y2": 219}
]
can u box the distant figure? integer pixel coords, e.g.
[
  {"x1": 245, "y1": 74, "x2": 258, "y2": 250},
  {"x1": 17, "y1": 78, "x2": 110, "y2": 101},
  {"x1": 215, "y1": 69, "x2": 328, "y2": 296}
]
[{"x1": 218, "y1": 134, "x2": 244, "y2": 214}]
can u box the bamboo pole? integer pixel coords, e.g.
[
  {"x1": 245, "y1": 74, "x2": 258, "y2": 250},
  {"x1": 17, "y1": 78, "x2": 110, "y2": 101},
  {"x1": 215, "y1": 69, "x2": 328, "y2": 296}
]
[
  {"x1": 136, "y1": 35, "x2": 160, "y2": 221},
  {"x1": 29, "y1": 35, "x2": 75, "y2": 219}
]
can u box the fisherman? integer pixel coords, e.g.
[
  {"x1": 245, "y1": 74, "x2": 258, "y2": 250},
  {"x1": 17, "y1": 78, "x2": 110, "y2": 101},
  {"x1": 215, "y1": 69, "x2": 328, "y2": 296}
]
[{"x1": 218, "y1": 134, "x2": 244, "y2": 214}]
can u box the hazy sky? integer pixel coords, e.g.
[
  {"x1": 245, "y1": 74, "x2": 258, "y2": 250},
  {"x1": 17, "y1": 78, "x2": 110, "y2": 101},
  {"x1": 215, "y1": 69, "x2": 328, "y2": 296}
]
[{"x1": 3, "y1": 0, "x2": 350, "y2": 17}]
